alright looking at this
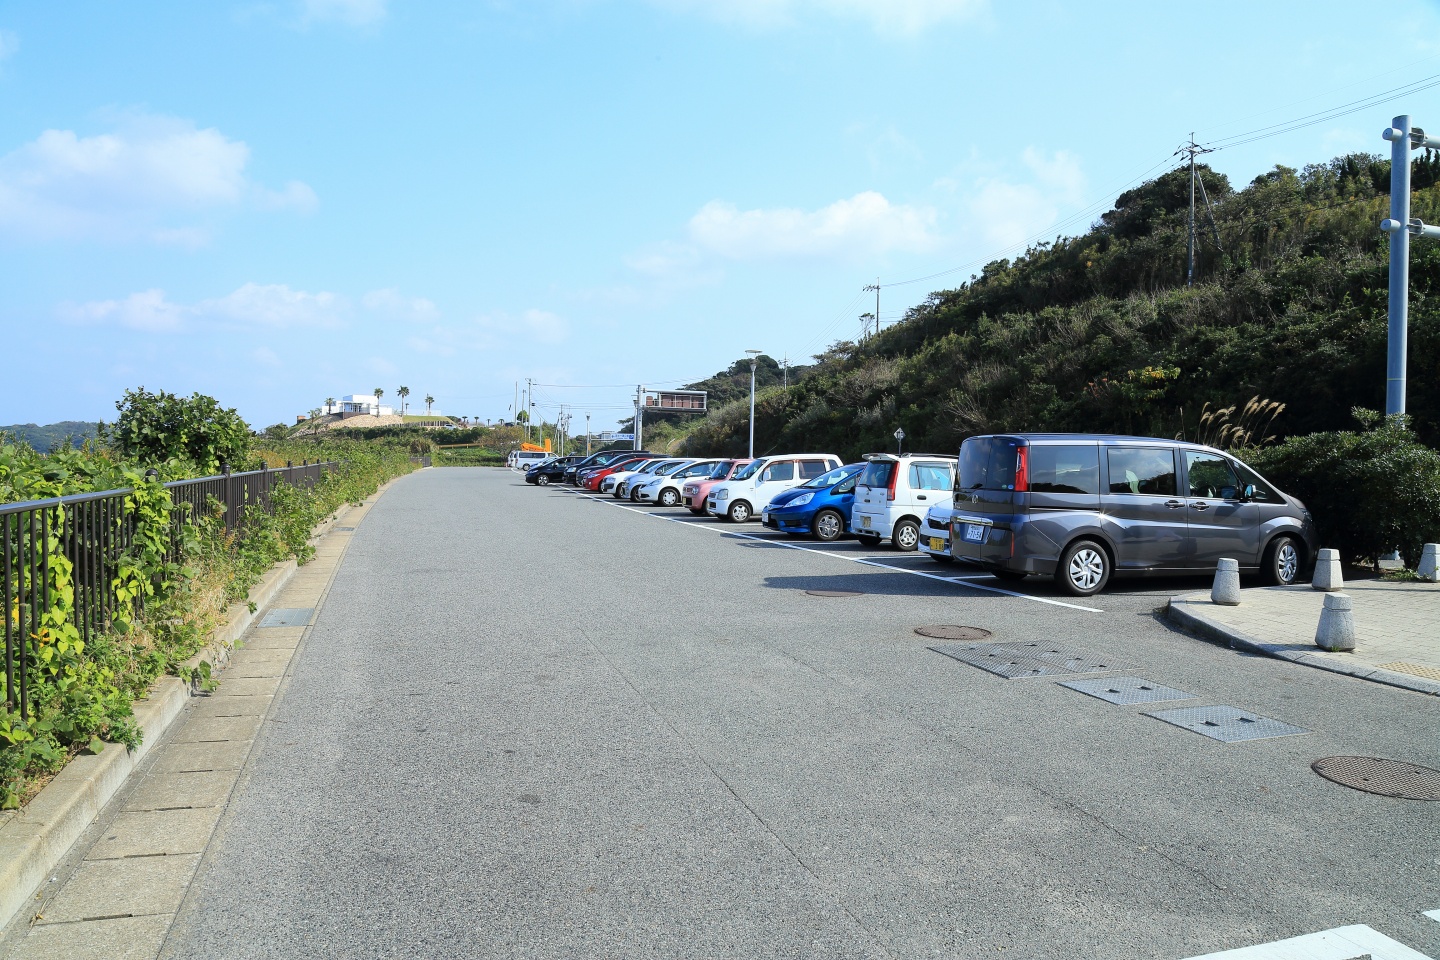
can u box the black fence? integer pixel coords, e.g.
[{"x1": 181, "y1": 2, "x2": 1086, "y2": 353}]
[{"x1": 2, "y1": 461, "x2": 337, "y2": 719}]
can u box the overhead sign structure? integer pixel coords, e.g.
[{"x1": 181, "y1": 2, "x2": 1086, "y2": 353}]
[
  {"x1": 599, "y1": 432, "x2": 635, "y2": 442},
  {"x1": 645, "y1": 390, "x2": 707, "y2": 411}
]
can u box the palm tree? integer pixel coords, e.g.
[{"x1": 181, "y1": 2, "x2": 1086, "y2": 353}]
[
  {"x1": 424, "y1": 394, "x2": 434, "y2": 415},
  {"x1": 373, "y1": 388, "x2": 384, "y2": 417},
  {"x1": 398, "y1": 385, "x2": 410, "y2": 417},
  {"x1": 325, "y1": 396, "x2": 336, "y2": 415}
]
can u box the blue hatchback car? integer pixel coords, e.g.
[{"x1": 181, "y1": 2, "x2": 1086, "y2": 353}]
[{"x1": 762, "y1": 463, "x2": 864, "y2": 541}]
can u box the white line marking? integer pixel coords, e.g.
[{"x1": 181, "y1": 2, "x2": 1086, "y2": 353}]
[
  {"x1": 571, "y1": 490, "x2": 1103, "y2": 613},
  {"x1": 1177, "y1": 923, "x2": 1435, "y2": 959}
]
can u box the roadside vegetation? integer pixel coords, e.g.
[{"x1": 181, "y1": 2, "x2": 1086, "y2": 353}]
[{"x1": 0, "y1": 389, "x2": 419, "y2": 809}]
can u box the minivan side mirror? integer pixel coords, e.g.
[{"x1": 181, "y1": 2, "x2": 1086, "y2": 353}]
[{"x1": 1241, "y1": 484, "x2": 1256, "y2": 502}]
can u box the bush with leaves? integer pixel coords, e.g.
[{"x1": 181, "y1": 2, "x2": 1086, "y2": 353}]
[
  {"x1": 1244, "y1": 410, "x2": 1440, "y2": 565},
  {"x1": 100, "y1": 388, "x2": 252, "y2": 474}
]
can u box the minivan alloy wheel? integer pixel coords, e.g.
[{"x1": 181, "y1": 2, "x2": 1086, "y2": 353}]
[
  {"x1": 1057, "y1": 539, "x2": 1110, "y2": 597},
  {"x1": 1263, "y1": 535, "x2": 1302, "y2": 586}
]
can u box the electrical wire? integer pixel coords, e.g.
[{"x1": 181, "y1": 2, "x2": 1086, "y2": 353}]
[{"x1": 1206, "y1": 72, "x2": 1440, "y2": 151}]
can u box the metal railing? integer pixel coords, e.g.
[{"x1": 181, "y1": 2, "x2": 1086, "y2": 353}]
[{"x1": 3, "y1": 461, "x2": 337, "y2": 719}]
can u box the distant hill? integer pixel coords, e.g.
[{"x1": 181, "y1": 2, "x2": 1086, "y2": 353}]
[{"x1": 1, "y1": 421, "x2": 99, "y2": 452}]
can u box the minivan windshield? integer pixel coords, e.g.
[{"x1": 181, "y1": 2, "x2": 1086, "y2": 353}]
[
  {"x1": 732, "y1": 460, "x2": 763, "y2": 481},
  {"x1": 958, "y1": 437, "x2": 1020, "y2": 491},
  {"x1": 805, "y1": 464, "x2": 861, "y2": 488}
]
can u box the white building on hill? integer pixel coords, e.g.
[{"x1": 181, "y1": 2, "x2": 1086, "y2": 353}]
[{"x1": 330, "y1": 394, "x2": 396, "y2": 417}]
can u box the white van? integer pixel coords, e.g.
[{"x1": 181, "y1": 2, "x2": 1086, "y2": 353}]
[
  {"x1": 706, "y1": 453, "x2": 842, "y2": 522},
  {"x1": 509, "y1": 451, "x2": 551, "y2": 471},
  {"x1": 851, "y1": 454, "x2": 957, "y2": 550}
]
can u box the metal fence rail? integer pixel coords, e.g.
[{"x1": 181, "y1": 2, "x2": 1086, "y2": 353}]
[{"x1": 2, "y1": 461, "x2": 337, "y2": 719}]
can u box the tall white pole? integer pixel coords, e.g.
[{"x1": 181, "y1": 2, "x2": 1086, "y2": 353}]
[{"x1": 748, "y1": 361, "x2": 757, "y2": 458}]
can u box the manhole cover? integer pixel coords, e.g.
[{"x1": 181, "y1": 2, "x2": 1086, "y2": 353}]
[
  {"x1": 805, "y1": 589, "x2": 862, "y2": 597},
  {"x1": 258, "y1": 607, "x2": 314, "y2": 628},
  {"x1": 1059, "y1": 676, "x2": 1193, "y2": 705},
  {"x1": 1311, "y1": 756, "x2": 1440, "y2": 800},
  {"x1": 915, "y1": 625, "x2": 992, "y2": 641},
  {"x1": 1145, "y1": 705, "x2": 1308, "y2": 743}
]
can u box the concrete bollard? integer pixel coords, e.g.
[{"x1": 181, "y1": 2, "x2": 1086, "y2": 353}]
[
  {"x1": 1418, "y1": 544, "x2": 1440, "y2": 583},
  {"x1": 1314, "y1": 593, "x2": 1356, "y2": 652},
  {"x1": 1211, "y1": 558, "x2": 1241, "y2": 606},
  {"x1": 1311, "y1": 548, "x2": 1343, "y2": 591}
]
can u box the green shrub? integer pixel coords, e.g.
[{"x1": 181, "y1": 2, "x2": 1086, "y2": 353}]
[
  {"x1": 1245, "y1": 411, "x2": 1440, "y2": 565},
  {"x1": 100, "y1": 388, "x2": 252, "y2": 474}
]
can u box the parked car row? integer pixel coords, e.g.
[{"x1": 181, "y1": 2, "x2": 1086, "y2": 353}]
[{"x1": 521, "y1": 433, "x2": 1319, "y2": 598}]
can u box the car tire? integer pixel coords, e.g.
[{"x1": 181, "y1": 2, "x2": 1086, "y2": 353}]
[
  {"x1": 728, "y1": 501, "x2": 752, "y2": 523},
  {"x1": 1056, "y1": 539, "x2": 1110, "y2": 597},
  {"x1": 1261, "y1": 535, "x2": 1302, "y2": 586},
  {"x1": 813, "y1": 509, "x2": 844, "y2": 542},
  {"x1": 857, "y1": 533, "x2": 881, "y2": 547},
  {"x1": 994, "y1": 569, "x2": 1027, "y2": 582},
  {"x1": 659, "y1": 488, "x2": 679, "y2": 507},
  {"x1": 893, "y1": 520, "x2": 921, "y2": 552},
  {"x1": 927, "y1": 552, "x2": 955, "y2": 564},
  {"x1": 630, "y1": 488, "x2": 643, "y2": 502},
  {"x1": 536, "y1": 475, "x2": 550, "y2": 486}
]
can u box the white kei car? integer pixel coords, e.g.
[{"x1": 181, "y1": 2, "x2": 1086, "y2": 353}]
[
  {"x1": 850, "y1": 453, "x2": 958, "y2": 550},
  {"x1": 917, "y1": 502, "x2": 956, "y2": 564},
  {"x1": 618, "y1": 459, "x2": 693, "y2": 501},
  {"x1": 637, "y1": 459, "x2": 722, "y2": 506},
  {"x1": 706, "y1": 453, "x2": 842, "y2": 523}
]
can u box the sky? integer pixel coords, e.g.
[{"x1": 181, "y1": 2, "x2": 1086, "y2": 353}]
[{"x1": 3, "y1": 0, "x2": 1440, "y2": 431}]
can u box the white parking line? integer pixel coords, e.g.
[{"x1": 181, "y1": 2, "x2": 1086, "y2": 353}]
[{"x1": 570, "y1": 490, "x2": 1103, "y2": 613}]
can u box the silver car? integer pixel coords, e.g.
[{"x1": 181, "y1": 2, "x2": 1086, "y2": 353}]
[{"x1": 949, "y1": 434, "x2": 1318, "y2": 597}]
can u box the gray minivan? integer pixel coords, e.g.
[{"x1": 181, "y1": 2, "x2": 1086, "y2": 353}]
[{"x1": 949, "y1": 434, "x2": 1318, "y2": 597}]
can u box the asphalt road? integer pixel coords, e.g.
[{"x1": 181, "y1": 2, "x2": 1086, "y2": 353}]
[{"x1": 162, "y1": 468, "x2": 1440, "y2": 959}]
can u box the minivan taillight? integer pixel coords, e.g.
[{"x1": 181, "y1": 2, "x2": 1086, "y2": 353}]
[
  {"x1": 887, "y1": 464, "x2": 899, "y2": 501},
  {"x1": 1014, "y1": 446, "x2": 1029, "y2": 493}
]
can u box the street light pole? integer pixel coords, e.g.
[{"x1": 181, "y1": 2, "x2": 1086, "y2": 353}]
[
  {"x1": 1381, "y1": 116, "x2": 1440, "y2": 416},
  {"x1": 745, "y1": 349, "x2": 762, "y2": 458},
  {"x1": 894, "y1": 427, "x2": 905, "y2": 456}
]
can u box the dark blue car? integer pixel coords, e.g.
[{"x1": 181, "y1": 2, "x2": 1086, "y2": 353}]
[{"x1": 761, "y1": 463, "x2": 864, "y2": 541}]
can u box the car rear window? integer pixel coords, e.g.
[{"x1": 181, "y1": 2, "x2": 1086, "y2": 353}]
[
  {"x1": 1030, "y1": 445, "x2": 1099, "y2": 495},
  {"x1": 1107, "y1": 448, "x2": 1177, "y2": 496},
  {"x1": 957, "y1": 437, "x2": 1019, "y2": 491},
  {"x1": 859, "y1": 460, "x2": 896, "y2": 488}
]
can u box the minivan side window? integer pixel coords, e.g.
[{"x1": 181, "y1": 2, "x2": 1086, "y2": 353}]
[
  {"x1": 910, "y1": 463, "x2": 954, "y2": 491},
  {"x1": 798, "y1": 460, "x2": 828, "y2": 479},
  {"x1": 1029, "y1": 445, "x2": 1099, "y2": 495},
  {"x1": 1107, "y1": 448, "x2": 1177, "y2": 496},
  {"x1": 1184, "y1": 451, "x2": 1240, "y2": 499},
  {"x1": 1230, "y1": 459, "x2": 1278, "y2": 502},
  {"x1": 763, "y1": 461, "x2": 795, "y2": 482}
]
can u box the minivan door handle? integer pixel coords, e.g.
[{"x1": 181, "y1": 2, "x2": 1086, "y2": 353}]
[
  {"x1": 1192, "y1": 501, "x2": 1209, "y2": 511},
  {"x1": 1165, "y1": 499, "x2": 1184, "y2": 509}
]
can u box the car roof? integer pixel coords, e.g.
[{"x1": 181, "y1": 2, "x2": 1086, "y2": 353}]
[{"x1": 971, "y1": 433, "x2": 1228, "y2": 454}]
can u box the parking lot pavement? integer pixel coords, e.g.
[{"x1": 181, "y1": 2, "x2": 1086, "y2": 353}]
[{"x1": 161, "y1": 470, "x2": 1440, "y2": 960}]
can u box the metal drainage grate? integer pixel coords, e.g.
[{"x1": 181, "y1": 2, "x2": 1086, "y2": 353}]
[
  {"x1": 1145, "y1": 705, "x2": 1308, "y2": 743},
  {"x1": 804, "y1": 589, "x2": 863, "y2": 597},
  {"x1": 1311, "y1": 756, "x2": 1440, "y2": 801},
  {"x1": 335, "y1": 526, "x2": 356, "y2": 532},
  {"x1": 259, "y1": 607, "x2": 314, "y2": 628},
  {"x1": 915, "y1": 625, "x2": 992, "y2": 641},
  {"x1": 929, "y1": 641, "x2": 1126, "y2": 679},
  {"x1": 1059, "y1": 676, "x2": 1193, "y2": 706}
]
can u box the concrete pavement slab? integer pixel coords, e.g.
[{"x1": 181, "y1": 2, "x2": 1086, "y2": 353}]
[
  {"x1": 146, "y1": 741, "x2": 252, "y2": 774},
  {"x1": 84, "y1": 808, "x2": 221, "y2": 860},
  {"x1": 168, "y1": 716, "x2": 264, "y2": 743},
  {"x1": 123, "y1": 773, "x2": 235, "y2": 812},
  {"x1": 6, "y1": 915, "x2": 173, "y2": 960},
  {"x1": 186, "y1": 696, "x2": 273, "y2": 720},
  {"x1": 35, "y1": 855, "x2": 200, "y2": 925},
  {"x1": 210, "y1": 677, "x2": 282, "y2": 698}
]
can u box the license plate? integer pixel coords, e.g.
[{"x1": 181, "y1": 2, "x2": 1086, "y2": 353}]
[
  {"x1": 861, "y1": 516, "x2": 871, "y2": 529},
  {"x1": 962, "y1": 523, "x2": 986, "y2": 544},
  {"x1": 928, "y1": 537, "x2": 944, "y2": 552},
  {"x1": 762, "y1": 512, "x2": 769, "y2": 523}
]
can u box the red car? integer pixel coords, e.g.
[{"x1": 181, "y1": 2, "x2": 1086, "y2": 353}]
[{"x1": 583, "y1": 455, "x2": 656, "y2": 491}]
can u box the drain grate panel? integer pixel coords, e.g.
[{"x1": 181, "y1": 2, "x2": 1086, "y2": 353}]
[
  {"x1": 1145, "y1": 705, "x2": 1308, "y2": 743},
  {"x1": 1311, "y1": 756, "x2": 1440, "y2": 800},
  {"x1": 805, "y1": 589, "x2": 862, "y2": 597},
  {"x1": 335, "y1": 526, "x2": 356, "y2": 532},
  {"x1": 929, "y1": 641, "x2": 1126, "y2": 679},
  {"x1": 259, "y1": 607, "x2": 314, "y2": 628},
  {"x1": 915, "y1": 625, "x2": 993, "y2": 641},
  {"x1": 1059, "y1": 676, "x2": 1194, "y2": 705}
]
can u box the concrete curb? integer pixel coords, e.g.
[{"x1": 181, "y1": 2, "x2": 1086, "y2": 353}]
[
  {"x1": 1165, "y1": 596, "x2": 1440, "y2": 697},
  {"x1": 0, "y1": 479, "x2": 393, "y2": 933}
]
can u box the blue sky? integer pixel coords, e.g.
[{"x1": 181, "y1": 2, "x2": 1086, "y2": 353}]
[{"x1": 4, "y1": 0, "x2": 1440, "y2": 430}]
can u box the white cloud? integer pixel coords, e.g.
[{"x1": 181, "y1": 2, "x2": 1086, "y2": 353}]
[
  {"x1": 301, "y1": 0, "x2": 387, "y2": 26},
  {"x1": 964, "y1": 148, "x2": 1086, "y2": 250},
  {"x1": 60, "y1": 283, "x2": 345, "y2": 333},
  {"x1": 0, "y1": 113, "x2": 315, "y2": 243},
  {"x1": 688, "y1": 190, "x2": 938, "y2": 260},
  {"x1": 649, "y1": 0, "x2": 984, "y2": 36},
  {"x1": 0, "y1": 30, "x2": 18, "y2": 60}
]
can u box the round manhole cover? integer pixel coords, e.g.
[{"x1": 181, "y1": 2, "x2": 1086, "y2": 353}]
[
  {"x1": 1311, "y1": 757, "x2": 1440, "y2": 800},
  {"x1": 914, "y1": 625, "x2": 993, "y2": 641},
  {"x1": 805, "y1": 589, "x2": 863, "y2": 597}
]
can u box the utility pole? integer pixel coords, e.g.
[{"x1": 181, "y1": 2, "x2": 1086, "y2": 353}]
[
  {"x1": 525, "y1": 378, "x2": 533, "y2": 442},
  {"x1": 586, "y1": 413, "x2": 591, "y2": 454},
  {"x1": 864, "y1": 280, "x2": 881, "y2": 333},
  {"x1": 1381, "y1": 115, "x2": 1440, "y2": 417},
  {"x1": 781, "y1": 356, "x2": 789, "y2": 389},
  {"x1": 634, "y1": 385, "x2": 644, "y2": 451},
  {"x1": 1176, "y1": 134, "x2": 1214, "y2": 287},
  {"x1": 744, "y1": 349, "x2": 762, "y2": 458}
]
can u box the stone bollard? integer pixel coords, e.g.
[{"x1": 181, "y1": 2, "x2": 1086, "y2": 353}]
[
  {"x1": 1315, "y1": 593, "x2": 1356, "y2": 652},
  {"x1": 1211, "y1": 558, "x2": 1241, "y2": 606},
  {"x1": 1418, "y1": 544, "x2": 1440, "y2": 583},
  {"x1": 1311, "y1": 548, "x2": 1343, "y2": 591}
]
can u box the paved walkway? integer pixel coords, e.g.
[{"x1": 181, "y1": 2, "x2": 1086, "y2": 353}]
[
  {"x1": 1169, "y1": 578, "x2": 1440, "y2": 695},
  {"x1": 0, "y1": 493, "x2": 381, "y2": 960}
]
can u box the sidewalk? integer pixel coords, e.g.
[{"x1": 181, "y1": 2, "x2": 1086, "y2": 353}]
[{"x1": 1168, "y1": 578, "x2": 1440, "y2": 696}]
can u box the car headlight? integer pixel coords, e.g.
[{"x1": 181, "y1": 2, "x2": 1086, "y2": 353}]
[
  {"x1": 716, "y1": 489, "x2": 730, "y2": 500},
  {"x1": 789, "y1": 492, "x2": 813, "y2": 507}
]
